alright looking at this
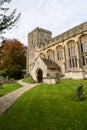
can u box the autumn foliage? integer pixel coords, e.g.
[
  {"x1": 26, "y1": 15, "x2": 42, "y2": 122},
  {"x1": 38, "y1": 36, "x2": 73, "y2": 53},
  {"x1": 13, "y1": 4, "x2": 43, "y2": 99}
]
[{"x1": 0, "y1": 39, "x2": 26, "y2": 70}]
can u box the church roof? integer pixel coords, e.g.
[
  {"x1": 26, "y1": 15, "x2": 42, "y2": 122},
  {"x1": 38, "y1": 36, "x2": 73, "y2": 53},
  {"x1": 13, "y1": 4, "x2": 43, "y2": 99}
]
[{"x1": 41, "y1": 58, "x2": 60, "y2": 70}]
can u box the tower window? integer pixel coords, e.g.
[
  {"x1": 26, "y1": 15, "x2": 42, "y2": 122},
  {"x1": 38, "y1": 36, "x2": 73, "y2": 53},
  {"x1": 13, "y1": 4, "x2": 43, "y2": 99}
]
[{"x1": 32, "y1": 39, "x2": 33, "y2": 44}]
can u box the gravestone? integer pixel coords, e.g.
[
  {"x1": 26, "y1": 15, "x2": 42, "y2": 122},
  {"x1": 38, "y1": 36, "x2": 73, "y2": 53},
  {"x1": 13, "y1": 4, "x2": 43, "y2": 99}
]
[
  {"x1": 76, "y1": 84, "x2": 83, "y2": 100},
  {"x1": 4, "y1": 76, "x2": 9, "y2": 83},
  {"x1": 9, "y1": 78, "x2": 15, "y2": 83},
  {"x1": 0, "y1": 82, "x2": 3, "y2": 89},
  {"x1": 0, "y1": 76, "x2": 4, "y2": 89}
]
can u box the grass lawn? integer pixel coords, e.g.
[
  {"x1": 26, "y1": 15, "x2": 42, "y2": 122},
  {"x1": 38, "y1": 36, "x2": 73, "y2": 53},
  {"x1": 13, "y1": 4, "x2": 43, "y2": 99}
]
[
  {"x1": 0, "y1": 82, "x2": 23, "y2": 97},
  {"x1": 0, "y1": 79, "x2": 87, "y2": 130},
  {"x1": 22, "y1": 76, "x2": 36, "y2": 83}
]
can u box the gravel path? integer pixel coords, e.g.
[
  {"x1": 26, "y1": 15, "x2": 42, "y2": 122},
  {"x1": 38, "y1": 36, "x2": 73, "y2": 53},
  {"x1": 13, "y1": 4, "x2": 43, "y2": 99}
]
[{"x1": 0, "y1": 80, "x2": 38, "y2": 116}]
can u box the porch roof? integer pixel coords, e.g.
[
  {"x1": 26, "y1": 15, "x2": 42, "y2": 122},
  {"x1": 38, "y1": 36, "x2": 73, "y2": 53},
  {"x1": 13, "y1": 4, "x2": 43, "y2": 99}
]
[{"x1": 41, "y1": 58, "x2": 60, "y2": 70}]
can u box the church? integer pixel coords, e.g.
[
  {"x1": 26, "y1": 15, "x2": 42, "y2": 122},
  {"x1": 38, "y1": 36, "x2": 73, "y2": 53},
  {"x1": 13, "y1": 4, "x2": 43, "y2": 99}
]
[{"x1": 26, "y1": 21, "x2": 87, "y2": 84}]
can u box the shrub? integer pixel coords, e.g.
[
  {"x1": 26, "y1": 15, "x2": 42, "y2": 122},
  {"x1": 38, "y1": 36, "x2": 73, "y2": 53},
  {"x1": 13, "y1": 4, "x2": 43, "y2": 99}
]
[
  {"x1": 1, "y1": 65, "x2": 23, "y2": 79},
  {"x1": 22, "y1": 69, "x2": 26, "y2": 78},
  {"x1": 22, "y1": 76, "x2": 36, "y2": 83}
]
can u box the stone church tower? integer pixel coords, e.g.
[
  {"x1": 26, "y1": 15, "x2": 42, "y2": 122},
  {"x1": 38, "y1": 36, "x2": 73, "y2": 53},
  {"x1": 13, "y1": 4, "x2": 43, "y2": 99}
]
[{"x1": 27, "y1": 27, "x2": 52, "y2": 75}]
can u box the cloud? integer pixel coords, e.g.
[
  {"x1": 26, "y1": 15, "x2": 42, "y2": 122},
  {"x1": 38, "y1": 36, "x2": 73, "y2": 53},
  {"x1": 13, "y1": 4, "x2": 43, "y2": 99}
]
[{"x1": 3, "y1": 0, "x2": 87, "y2": 45}]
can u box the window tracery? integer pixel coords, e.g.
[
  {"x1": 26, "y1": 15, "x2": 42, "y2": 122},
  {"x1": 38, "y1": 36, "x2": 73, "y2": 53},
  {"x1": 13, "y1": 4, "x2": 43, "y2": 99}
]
[
  {"x1": 67, "y1": 40, "x2": 77, "y2": 68},
  {"x1": 79, "y1": 35, "x2": 87, "y2": 65},
  {"x1": 57, "y1": 46, "x2": 63, "y2": 61},
  {"x1": 47, "y1": 49, "x2": 54, "y2": 61}
]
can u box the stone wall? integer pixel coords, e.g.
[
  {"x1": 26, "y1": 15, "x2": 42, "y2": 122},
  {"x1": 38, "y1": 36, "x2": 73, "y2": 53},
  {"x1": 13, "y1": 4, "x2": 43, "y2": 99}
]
[
  {"x1": 43, "y1": 77, "x2": 58, "y2": 84},
  {"x1": 27, "y1": 21, "x2": 87, "y2": 81},
  {"x1": 37, "y1": 22, "x2": 87, "y2": 51},
  {"x1": 27, "y1": 27, "x2": 52, "y2": 75}
]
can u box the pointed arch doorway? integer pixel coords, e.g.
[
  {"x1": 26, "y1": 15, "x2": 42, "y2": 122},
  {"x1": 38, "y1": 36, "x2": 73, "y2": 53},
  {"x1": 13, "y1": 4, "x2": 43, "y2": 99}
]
[{"x1": 37, "y1": 69, "x2": 43, "y2": 83}]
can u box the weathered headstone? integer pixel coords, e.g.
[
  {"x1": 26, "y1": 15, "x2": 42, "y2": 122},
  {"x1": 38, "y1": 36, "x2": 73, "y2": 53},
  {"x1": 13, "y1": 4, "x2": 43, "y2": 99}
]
[
  {"x1": 0, "y1": 82, "x2": 3, "y2": 89},
  {"x1": 9, "y1": 78, "x2": 15, "y2": 83},
  {"x1": 0, "y1": 76, "x2": 4, "y2": 89},
  {"x1": 5, "y1": 76, "x2": 9, "y2": 83},
  {"x1": 76, "y1": 84, "x2": 83, "y2": 100}
]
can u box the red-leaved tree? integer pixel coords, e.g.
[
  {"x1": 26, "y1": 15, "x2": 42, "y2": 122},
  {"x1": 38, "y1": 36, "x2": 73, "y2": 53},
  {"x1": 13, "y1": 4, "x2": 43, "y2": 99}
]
[{"x1": 0, "y1": 39, "x2": 26, "y2": 70}]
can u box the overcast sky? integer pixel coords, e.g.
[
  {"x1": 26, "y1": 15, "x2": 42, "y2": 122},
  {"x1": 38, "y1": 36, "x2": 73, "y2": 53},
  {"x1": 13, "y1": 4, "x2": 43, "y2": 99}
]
[{"x1": 3, "y1": 0, "x2": 87, "y2": 45}]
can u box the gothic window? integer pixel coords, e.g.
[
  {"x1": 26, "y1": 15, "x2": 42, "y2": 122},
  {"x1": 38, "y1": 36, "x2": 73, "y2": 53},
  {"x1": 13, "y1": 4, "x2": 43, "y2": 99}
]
[
  {"x1": 79, "y1": 35, "x2": 87, "y2": 66},
  {"x1": 32, "y1": 39, "x2": 33, "y2": 44},
  {"x1": 57, "y1": 46, "x2": 63, "y2": 60},
  {"x1": 39, "y1": 53, "x2": 45, "y2": 58},
  {"x1": 47, "y1": 49, "x2": 54, "y2": 61},
  {"x1": 40, "y1": 33, "x2": 44, "y2": 43},
  {"x1": 68, "y1": 40, "x2": 77, "y2": 68}
]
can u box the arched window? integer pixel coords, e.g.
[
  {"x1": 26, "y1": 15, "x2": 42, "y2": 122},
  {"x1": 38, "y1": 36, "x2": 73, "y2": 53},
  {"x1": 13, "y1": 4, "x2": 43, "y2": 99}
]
[
  {"x1": 39, "y1": 53, "x2": 45, "y2": 58},
  {"x1": 47, "y1": 49, "x2": 54, "y2": 61},
  {"x1": 67, "y1": 40, "x2": 77, "y2": 68},
  {"x1": 79, "y1": 35, "x2": 87, "y2": 66},
  {"x1": 56, "y1": 46, "x2": 63, "y2": 60}
]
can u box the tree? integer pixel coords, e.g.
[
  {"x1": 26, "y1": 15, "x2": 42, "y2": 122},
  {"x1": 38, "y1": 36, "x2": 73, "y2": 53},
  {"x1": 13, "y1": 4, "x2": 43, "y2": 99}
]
[
  {"x1": 0, "y1": 0, "x2": 21, "y2": 37},
  {"x1": 5, "y1": 65, "x2": 23, "y2": 79},
  {"x1": 0, "y1": 39, "x2": 27, "y2": 70}
]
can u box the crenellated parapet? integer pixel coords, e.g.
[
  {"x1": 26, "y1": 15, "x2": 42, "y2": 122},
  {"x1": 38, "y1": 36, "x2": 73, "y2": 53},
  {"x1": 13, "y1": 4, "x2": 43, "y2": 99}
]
[
  {"x1": 52, "y1": 21, "x2": 87, "y2": 42},
  {"x1": 37, "y1": 21, "x2": 87, "y2": 51},
  {"x1": 28, "y1": 27, "x2": 52, "y2": 36}
]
